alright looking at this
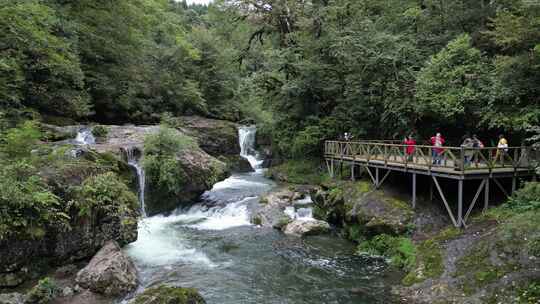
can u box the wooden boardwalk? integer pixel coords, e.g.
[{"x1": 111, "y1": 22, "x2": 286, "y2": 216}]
[{"x1": 324, "y1": 140, "x2": 538, "y2": 227}]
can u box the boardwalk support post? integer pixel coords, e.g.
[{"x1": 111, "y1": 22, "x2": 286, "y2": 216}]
[
  {"x1": 351, "y1": 164, "x2": 355, "y2": 181},
  {"x1": 484, "y1": 178, "x2": 490, "y2": 212},
  {"x1": 458, "y1": 179, "x2": 463, "y2": 227},
  {"x1": 412, "y1": 173, "x2": 417, "y2": 209}
]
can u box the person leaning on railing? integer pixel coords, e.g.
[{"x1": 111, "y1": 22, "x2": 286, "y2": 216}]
[{"x1": 495, "y1": 134, "x2": 508, "y2": 164}]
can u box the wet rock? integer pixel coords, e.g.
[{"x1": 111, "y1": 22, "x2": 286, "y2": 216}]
[
  {"x1": 177, "y1": 116, "x2": 240, "y2": 157},
  {"x1": 252, "y1": 189, "x2": 297, "y2": 229},
  {"x1": 131, "y1": 285, "x2": 206, "y2": 304},
  {"x1": 220, "y1": 155, "x2": 254, "y2": 173},
  {"x1": 52, "y1": 290, "x2": 111, "y2": 304},
  {"x1": 76, "y1": 241, "x2": 138, "y2": 297},
  {"x1": 0, "y1": 293, "x2": 24, "y2": 304},
  {"x1": 282, "y1": 219, "x2": 330, "y2": 236},
  {"x1": 312, "y1": 181, "x2": 414, "y2": 235},
  {"x1": 349, "y1": 191, "x2": 414, "y2": 235}
]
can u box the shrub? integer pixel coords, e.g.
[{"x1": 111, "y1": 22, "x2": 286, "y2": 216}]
[
  {"x1": 1, "y1": 120, "x2": 41, "y2": 158},
  {"x1": 506, "y1": 182, "x2": 540, "y2": 212},
  {"x1": 73, "y1": 172, "x2": 138, "y2": 218},
  {"x1": 91, "y1": 125, "x2": 108, "y2": 138},
  {"x1": 357, "y1": 234, "x2": 416, "y2": 270},
  {"x1": 26, "y1": 277, "x2": 58, "y2": 304},
  {"x1": 142, "y1": 127, "x2": 195, "y2": 195},
  {"x1": 0, "y1": 161, "x2": 69, "y2": 240}
]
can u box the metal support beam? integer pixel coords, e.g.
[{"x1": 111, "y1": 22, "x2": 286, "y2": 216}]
[
  {"x1": 376, "y1": 169, "x2": 391, "y2": 189},
  {"x1": 432, "y1": 176, "x2": 459, "y2": 227},
  {"x1": 375, "y1": 167, "x2": 379, "y2": 186},
  {"x1": 484, "y1": 178, "x2": 490, "y2": 212},
  {"x1": 351, "y1": 164, "x2": 355, "y2": 181},
  {"x1": 493, "y1": 178, "x2": 510, "y2": 198},
  {"x1": 463, "y1": 179, "x2": 486, "y2": 225},
  {"x1": 366, "y1": 167, "x2": 377, "y2": 186},
  {"x1": 429, "y1": 178, "x2": 433, "y2": 202},
  {"x1": 512, "y1": 177, "x2": 517, "y2": 194},
  {"x1": 412, "y1": 173, "x2": 417, "y2": 209},
  {"x1": 458, "y1": 180, "x2": 463, "y2": 228}
]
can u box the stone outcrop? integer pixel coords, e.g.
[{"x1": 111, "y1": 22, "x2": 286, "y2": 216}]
[
  {"x1": 312, "y1": 181, "x2": 414, "y2": 235},
  {"x1": 395, "y1": 209, "x2": 540, "y2": 304},
  {"x1": 283, "y1": 219, "x2": 330, "y2": 236},
  {"x1": 66, "y1": 124, "x2": 229, "y2": 215},
  {"x1": 251, "y1": 189, "x2": 296, "y2": 229},
  {"x1": 131, "y1": 285, "x2": 206, "y2": 304},
  {"x1": 177, "y1": 116, "x2": 240, "y2": 157},
  {"x1": 76, "y1": 241, "x2": 138, "y2": 297}
]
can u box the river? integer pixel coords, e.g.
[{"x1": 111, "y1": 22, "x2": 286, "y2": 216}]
[{"x1": 123, "y1": 127, "x2": 399, "y2": 304}]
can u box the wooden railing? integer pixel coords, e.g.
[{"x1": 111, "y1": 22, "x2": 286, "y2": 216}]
[{"x1": 325, "y1": 140, "x2": 538, "y2": 174}]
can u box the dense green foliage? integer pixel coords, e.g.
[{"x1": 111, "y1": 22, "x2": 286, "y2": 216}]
[
  {"x1": 143, "y1": 126, "x2": 196, "y2": 195},
  {"x1": 0, "y1": 161, "x2": 68, "y2": 240},
  {"x1": 1, "y1": 0, "x2": 539, "y2": 155},
  {"x1": 0, "y1": 122, "x2": 137, "y2": 241},
  {"x1": 73, "y1": 172, "x2": 139, "y2": 218},
  {"x1": 357, "y1": 234, "x2": 416, "y2": 270}
]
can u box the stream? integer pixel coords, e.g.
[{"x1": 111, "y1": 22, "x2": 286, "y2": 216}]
[{"x1": 122, "y1": 127, "x2": 400, "y2": 304}]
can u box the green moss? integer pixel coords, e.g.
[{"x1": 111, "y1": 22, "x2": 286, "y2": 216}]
[
  {"x1": 252, "y1": 216, "x2": 262, "y2": 226},
  {"x1": 517, "y1": 282, "x2": 540, "y2": 304},
  {"x1": 402, "y1": 239, "x2": 444, "y2": 286},
  {"x1": 433, "y1": 227, "x2": 463, "y2": 242},
  {"x1": 454, "y1": 240, "x2": 518, "y2": 295},
  {"x1": 133, "y1": 285, "x2": 206, "y2": 304}
]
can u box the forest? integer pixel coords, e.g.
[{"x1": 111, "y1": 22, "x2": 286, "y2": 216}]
[
  {"x1": 1, "y1": 1, "x2": 540, "y2": 303},
  {"x1": 1, "y1": 0, "x2": 539, "y2": 158}
]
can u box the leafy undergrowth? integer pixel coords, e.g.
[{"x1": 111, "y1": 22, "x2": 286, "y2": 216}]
[
  {"x1": 266, "y1": 159, "x2": 331, "y2": 185},
  {"x1": 357, "y1": 234, "x2": 416, "y2": 270}
]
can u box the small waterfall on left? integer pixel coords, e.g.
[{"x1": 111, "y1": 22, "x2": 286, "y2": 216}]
[
  {"x1": 75, "y1": 127, "x2": 95, "y2": 145},
  {"x1": 125, "y1": 147, "x2": 146, "y2": 216}
]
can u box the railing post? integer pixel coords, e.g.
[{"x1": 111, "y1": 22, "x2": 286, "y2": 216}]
[{"x1": 460, "y1": 147, "x2": 465, "y2": 173}]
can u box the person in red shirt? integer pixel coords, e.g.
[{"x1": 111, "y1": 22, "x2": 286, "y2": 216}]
[
  {"x1": 404, "y1": 135, "x2": 416, "y2": 161},
  {"x1": 430, "y1": 132, "x2": 445, "y2": 165}
]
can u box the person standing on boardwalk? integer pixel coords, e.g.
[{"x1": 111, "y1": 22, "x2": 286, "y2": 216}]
[
  {"x1": 404, "y1": 135, "x2": 416, "y2": 162},
  {"x1": 430, "y1": 132, "x2": 445, "y2": 165},
  {"x1": 471, "y1": 134, "x2": 484, "y2": 164},
  {"x1": 495, "y1": 134, "x2": 508, "y2": 164},
  {"x1": 461, "y1": 137, "x2": 474, "y2": 166}
]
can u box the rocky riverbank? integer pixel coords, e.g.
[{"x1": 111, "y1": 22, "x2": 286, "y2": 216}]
[
  {"x1": 265, "y1": 160, "x2": 540, "y2": 304},
  {"x1": 1, "y1": 117, "x2": 250, "y2": 303}
]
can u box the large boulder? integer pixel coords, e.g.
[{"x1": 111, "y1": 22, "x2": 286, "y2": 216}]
[
  {"x1": 283, "y1": 219, "x2": 330, "y2": 237},
  {"x1": 131, "y1": 285, "x2": 206, "y2": 304},
  {"x1": 312, "y1": 181, "x2": 414, "y2": 235},
  {"x1": 177, "y1": 116, "x2": 240, "y2": 157},
  {"x1": 76, "y1": 241, "x2": 138, "y2": 297},
  {"x1": 252, "y1": 189, "x2": 296, "y2": 229},
  {"x1": 79, "y1": 125, "x2": 229, "y2": 215}
]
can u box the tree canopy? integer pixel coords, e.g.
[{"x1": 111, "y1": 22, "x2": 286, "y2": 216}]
[{"x1": 0, "y1": 0, "x2": 539, "y2": 157}]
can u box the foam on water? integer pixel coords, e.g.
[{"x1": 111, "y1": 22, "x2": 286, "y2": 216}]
[
  {"x1": 74, "y1": 128, "x2": 95, "y2": 145},
  {"x1": 176, "y1": 197, "x2": 254, "y2": 231},
  {"x1": 125, "y1": 215, "x2": 215, "y2": 267}
]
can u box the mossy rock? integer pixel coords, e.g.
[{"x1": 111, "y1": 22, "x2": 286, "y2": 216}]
[{"x1": 133, "y1": 285, "x2": 206, "y2": 304}]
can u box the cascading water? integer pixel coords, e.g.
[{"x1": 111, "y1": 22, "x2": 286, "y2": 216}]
[
  {"x1": 123, "y1": 125, "x2": 398, "y2": 304},
  {"x1": 125, "y1": 147, "x2": 146, "y2": 217},
  {"x1": 238, "y1": 126, "x2": 264, "y2": 170},
  {"x1": 74, "y1": 127, "x2": 95, "y2": 145}
]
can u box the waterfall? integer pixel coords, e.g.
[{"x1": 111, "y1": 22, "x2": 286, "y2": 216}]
[
  {"x1": 238, "y1": 126, "x2": 264, "y2": 170},
  {"x1": 75, "y1": 127, "x2": 95, "y2": 145},
  {"x1": 125, "y1": 147, "x2": 146, "y2": 217}
]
